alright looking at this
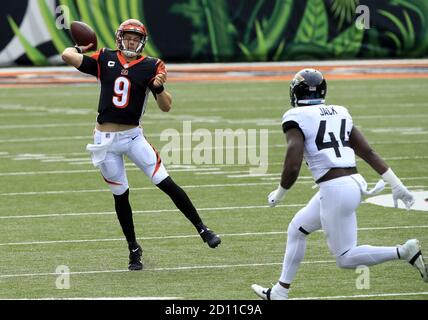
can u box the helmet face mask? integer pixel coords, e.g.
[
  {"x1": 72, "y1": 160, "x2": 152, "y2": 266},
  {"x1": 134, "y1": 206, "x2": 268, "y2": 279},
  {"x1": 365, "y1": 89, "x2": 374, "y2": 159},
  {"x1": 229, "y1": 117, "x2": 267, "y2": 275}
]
[
  {"x1": 116, "y1": 19, "x2": 148, "y2": 58},
  {"x1": 289, "y1": 68, "x2": 327, "y2": 107}
]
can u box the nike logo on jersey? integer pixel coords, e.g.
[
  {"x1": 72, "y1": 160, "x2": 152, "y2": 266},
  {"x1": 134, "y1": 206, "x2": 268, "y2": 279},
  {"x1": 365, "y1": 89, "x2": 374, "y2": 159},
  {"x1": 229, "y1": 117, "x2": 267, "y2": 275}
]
[
  {"x1": 319, "y1": 106, "x2": 338, "y2": 116},
  {"x1": 131, "y1": 135, "x2": 139, "y2": 140},
  {"x1": 132, "y1": 248, "x2": 140, "y2": 253}
]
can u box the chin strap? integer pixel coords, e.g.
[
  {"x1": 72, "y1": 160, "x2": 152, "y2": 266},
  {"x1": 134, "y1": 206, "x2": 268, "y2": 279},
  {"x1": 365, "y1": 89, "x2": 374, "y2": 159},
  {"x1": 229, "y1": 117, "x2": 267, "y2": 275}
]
[
  {"x1": 122, "y1": 50, "x2": 138, "y2": 58},
  {"x1": 121, "y1": 40, "x2": 144, "y2": 57}
]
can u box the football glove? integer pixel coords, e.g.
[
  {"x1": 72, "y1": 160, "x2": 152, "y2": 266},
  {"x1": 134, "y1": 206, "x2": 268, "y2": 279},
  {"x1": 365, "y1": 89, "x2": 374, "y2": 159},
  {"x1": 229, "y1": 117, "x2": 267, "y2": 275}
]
[
  {"x1": 391, "y1": 184, "x2": 415, "y2": 210},
  {"x1": 268, "y1": 185, "x2": 288, "y2": 208},
  {"x1": 381, "y1": 168, "x2": 415, "y2": 211}
]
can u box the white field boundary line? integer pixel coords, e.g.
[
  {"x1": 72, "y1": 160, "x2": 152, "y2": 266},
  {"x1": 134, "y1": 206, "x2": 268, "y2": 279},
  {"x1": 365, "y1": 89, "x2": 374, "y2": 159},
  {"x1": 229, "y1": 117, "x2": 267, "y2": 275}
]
[
  {"x1": 0, "y1": 115, "x2": 426, "y2": 142},
  {"x1": 2, "y1": 102, "x2": 423, "y2": 117},
  {"x1": 290, "y1": 292, "x2": 428, "y2": 300},
  {"x1": 1, "y1": 156, "x2": 428, "y2": 176},
  {"x1": 1, "y1": 114, "x2": 427, "y2": 130},
  {"x1": 1, "y1": 225, "x2": 427, "y2": 247},
  {"x1": 0, "y1": 203, "x2": 307, "y2": 220},
  {"x1": 0, "y1": 121, "x2": 172, "y2": 129},
  {"x1": 0, "y1": 182, "x2": 284, "y2": 196},
  {"x1": 0, "y1": 123, "x2": 93, "y2": 129},
  {"x1": 1, "y1": 154, "x2": 426, "y2": 161},
  {"x1": 0, "y1": 261, "x2": 329, "y2": 279},
  {"x1": 5, "y1": 292, "x2": 428, "y2": 300},
  {"x1": 1, "y1": 177, "x2": 426, "y2": 196},
  {"x1": 3, "y1": 297, "x2": 183, "y2": 300},
  {"x1": 1, "y1": 134, "x2": 428, "y2": 144},
  {"x1": 0, "y1": 198, "x2": 423, "y2": 220}
]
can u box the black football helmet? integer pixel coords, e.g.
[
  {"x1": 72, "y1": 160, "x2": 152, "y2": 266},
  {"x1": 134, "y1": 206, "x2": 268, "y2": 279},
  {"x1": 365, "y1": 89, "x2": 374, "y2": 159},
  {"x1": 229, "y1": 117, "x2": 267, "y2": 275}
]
[{"x1": 289, "y1": 68, "x2": 327, "y2": 107}]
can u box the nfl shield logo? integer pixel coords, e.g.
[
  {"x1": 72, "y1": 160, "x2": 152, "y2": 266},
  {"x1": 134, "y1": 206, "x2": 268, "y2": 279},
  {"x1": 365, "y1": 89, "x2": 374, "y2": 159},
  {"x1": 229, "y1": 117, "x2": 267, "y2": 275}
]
[{"x1": 121, "y1": 69, "x2": 129, "y2": 75}]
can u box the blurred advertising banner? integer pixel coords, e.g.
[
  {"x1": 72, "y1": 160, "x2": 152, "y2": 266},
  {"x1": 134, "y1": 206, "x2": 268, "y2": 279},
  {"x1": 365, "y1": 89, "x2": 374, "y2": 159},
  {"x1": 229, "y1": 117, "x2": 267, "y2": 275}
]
[{"x1": 1, "y1": 0, "x2": 428, "y2": 66}]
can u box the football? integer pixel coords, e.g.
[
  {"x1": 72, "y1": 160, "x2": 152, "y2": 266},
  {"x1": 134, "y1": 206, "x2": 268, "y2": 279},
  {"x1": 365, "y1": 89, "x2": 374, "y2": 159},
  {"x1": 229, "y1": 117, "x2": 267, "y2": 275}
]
[{"x1": 70, "y1": 21, "x2": 97, "y2": 50}]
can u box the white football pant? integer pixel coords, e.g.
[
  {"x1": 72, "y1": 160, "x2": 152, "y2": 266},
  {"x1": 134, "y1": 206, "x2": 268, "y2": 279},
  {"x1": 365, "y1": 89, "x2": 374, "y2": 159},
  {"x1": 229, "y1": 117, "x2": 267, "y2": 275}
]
[
  {"x1": 280, "y1": 175, "x2": 398, "y2": 284},
  {"x1": 91, "y1": 127, "x2": 168, "y2": 195}
]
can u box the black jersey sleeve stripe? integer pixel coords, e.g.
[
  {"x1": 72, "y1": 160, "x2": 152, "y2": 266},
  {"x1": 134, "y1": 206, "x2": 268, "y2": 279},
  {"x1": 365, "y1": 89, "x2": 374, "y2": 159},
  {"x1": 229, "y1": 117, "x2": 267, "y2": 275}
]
[
  {"x1": 77, "y1": 55, "x2": 98, "y2": 78},
  {"x1": 282, "y1": 120, "x2": 305, "y2": 140}
]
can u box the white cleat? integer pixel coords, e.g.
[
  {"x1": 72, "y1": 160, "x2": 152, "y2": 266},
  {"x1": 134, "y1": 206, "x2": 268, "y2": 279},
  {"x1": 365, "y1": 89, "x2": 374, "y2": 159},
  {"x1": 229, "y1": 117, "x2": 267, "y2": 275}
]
[
  {"x1": 399, "y1": 239, "x2": 428, "y2": 282},
  {"x1": 251, "y1": 284, "x2": 288, "y2": 300}
]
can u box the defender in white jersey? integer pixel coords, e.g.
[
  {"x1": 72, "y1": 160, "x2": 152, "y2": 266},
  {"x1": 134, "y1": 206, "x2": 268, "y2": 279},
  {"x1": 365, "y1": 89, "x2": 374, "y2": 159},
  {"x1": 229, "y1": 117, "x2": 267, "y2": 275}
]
[{"x1": 252, "y1": 69, "x2": 426, "y2": 300}]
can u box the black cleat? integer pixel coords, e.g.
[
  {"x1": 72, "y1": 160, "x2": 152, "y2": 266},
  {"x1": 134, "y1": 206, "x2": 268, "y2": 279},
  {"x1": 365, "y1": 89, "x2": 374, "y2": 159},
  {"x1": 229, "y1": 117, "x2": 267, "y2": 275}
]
[
  {"x1": 128, "y1": 244, "x2": 143, "y2": 271},
  {"x1": 199, "y1": 228, "x2": 221, "y2": 248}
]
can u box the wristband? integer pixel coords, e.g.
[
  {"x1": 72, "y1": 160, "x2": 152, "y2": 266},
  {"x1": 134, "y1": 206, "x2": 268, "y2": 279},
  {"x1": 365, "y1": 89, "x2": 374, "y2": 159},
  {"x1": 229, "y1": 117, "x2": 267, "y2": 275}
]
[
  {"x1": 152, "y1": 85, "x2": 165, "y2": 94},
  {"x1": 74, "y1": 46, "x2": 82, "y2": 53},
  {"x1": 275, "y1": 185, "x2": 288, "y2": 201},
  {"x1": 381, "y1": 168, "x2": 401, "y2": 188}
]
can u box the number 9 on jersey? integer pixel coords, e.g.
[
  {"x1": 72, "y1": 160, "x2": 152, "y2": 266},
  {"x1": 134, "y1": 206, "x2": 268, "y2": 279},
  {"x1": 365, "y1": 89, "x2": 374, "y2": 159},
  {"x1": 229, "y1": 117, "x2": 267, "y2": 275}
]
[{"x1": 112, "y1": 76, "x2": 131, "y2": 108}]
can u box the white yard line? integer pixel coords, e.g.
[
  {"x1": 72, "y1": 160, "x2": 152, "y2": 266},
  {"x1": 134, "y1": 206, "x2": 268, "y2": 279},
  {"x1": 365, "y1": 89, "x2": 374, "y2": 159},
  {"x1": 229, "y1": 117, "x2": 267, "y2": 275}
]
[
  {"x1": 0, "y1": 121, "x2": 165, "y2": 129},
  {"x1": 291, "y1": 292, "x2": 428, "y2": 300},
  {"x1": 1, "y1": 177, "x2": 427, "y2": 196},
  {"x1": 354, "y1": 114, "x2": 428, "y2": 120},
  {"x1": 0, "y1": 123, "x2": 93, "y2": 129},
  {"x1": 0, "y1": 169, "x2": 101, "y2": 176},
  {"x1": 5, "y1": 297, "x2": 183, "y2": 300},
  {"x1": 1, "y1": 136, "x2": 428, "y2": 144},
  {"x1": 0, "y1": 203, "x2": 306, "y2": 220},
  {"x1": 0, "y1": 182, "x2": 276, "y2": 196},
  {"x1": 0, "y1": 136, "x2": 91, "y2": 143},
  {"x1": 6, "y1": 292, "x2": 428, "y2": 300},
  {"x1": 0, "y1": 225, "x2": 427, "y2": 246},
  {"x1": 0, "y1": 127, "x2": 428, "y2": 143},
  {"x1": 0, "y1": 261, "x2": 328, "y2": 279},
  {"x1": 1, "y1": 156, "x2": 427, "y2": 176},
  {"x1": 0, "y1": 167, "x2": 219, "y2": 176}
]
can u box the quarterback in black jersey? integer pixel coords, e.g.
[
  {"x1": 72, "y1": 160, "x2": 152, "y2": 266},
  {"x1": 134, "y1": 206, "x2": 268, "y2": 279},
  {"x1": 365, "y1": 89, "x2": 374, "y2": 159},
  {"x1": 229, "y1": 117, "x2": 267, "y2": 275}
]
[{"x1": 62, "y1": 19, "x2": 221, "y2": 271}]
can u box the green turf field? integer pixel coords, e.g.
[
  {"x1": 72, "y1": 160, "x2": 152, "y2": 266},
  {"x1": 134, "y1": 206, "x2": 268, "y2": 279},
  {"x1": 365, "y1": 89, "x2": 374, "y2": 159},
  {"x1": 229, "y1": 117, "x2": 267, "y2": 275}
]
[{"x1": 0, "y1": 78, "x2": 427, "y2": 300}]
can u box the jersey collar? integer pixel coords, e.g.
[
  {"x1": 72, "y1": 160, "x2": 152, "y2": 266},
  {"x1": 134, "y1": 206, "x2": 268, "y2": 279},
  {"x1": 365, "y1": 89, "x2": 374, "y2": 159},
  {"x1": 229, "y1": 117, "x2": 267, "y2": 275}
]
[{"x1": 117, "y1": 51, "x2": 145, "y2": 69}]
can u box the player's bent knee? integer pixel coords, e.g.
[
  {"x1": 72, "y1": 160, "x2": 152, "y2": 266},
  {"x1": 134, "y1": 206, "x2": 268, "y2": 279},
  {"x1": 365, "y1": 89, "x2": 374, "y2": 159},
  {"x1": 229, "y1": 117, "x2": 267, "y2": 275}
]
[
  {"x1": 151, "y1": 165, "x2": 169, "y2": 185},
  {"x1": 101, "y1": 174, "x2": 128, "y2": 195},
  {"x1": 155, "y1": 176, "x2": 176, "y2": 193},
  {"x1": 110, "y1": 184, "x2": 129, "y2": 196},
  {"x1": 113, "y1": 188, "x2": 129, "y2": 201},
  {"x1": 335, "y1": 253, "x2": 358, "y2": 269},
  {"x1": 287, "y1": 223, "x2": 308, "y2": 239}
]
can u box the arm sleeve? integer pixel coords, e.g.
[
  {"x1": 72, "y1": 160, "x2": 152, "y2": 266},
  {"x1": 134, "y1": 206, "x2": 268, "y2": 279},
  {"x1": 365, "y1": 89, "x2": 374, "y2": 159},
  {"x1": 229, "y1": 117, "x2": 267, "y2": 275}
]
[{"x1": 77, "y1": 55, "x2": 98, "y2": 77}]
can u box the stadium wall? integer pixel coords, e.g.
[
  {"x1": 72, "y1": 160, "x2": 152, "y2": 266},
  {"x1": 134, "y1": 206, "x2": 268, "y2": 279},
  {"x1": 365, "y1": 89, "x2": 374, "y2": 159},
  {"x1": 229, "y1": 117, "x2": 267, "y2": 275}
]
[{"x1": 1, "y1": 0, "x2": 428, "y2": 66}]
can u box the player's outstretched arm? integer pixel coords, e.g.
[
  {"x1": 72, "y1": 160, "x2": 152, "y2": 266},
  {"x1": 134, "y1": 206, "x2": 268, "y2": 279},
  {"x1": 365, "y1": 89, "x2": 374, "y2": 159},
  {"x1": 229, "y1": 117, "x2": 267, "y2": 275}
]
[
  {"x1": 156, "y1": 89, "x2": 172, "y2": 112},
  {"x1": 349, "y1": 126, "x2": 415, "y2": 210},
  {"x1": 281, "y1": 128, "x2": 305, "y2": 189},
  {"x1": 268, "y1": 128, "x2": 304, "y2": 207},
  {"x1": 61, "y1": 43, "x2": 94, "y2": 68},
  {"x1": 349, "y1": 126, "x2": 388, "y2": 174}
]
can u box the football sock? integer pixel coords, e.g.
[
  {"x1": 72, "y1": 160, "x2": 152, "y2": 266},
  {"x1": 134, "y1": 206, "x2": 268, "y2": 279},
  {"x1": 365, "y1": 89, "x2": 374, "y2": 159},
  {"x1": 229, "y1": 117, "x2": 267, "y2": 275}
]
[
  {"x1": 156, "y1": 177, "x2": 203, "y2": 227},
  {"x1": 279, "y1": 223, "x2": 307, "y2": 284},
  {"x1": 113, "y1": 189, "x2": 137, "y2": 244},
  {"x1": 272, "y1": 283, "x2": 289, "y2": 299}
]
